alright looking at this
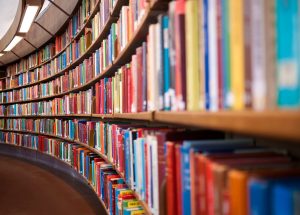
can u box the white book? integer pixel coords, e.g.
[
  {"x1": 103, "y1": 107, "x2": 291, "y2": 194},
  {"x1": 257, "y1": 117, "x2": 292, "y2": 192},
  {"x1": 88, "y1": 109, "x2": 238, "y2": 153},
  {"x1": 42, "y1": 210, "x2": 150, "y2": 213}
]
[
  {"x1": 147, "y1": 25, "x2": 156, "y2": 111},
  {"x1": 129, "y1": 132, "x2": 135, "y2": 189},
  {"x1": 156, "y1": 21, "x2": 164, "y2": 111},
  {"x1": 251, "y1": 0, "x2": 266, "y2": 110},
  {"x1": 208, "y1": 0, "x2": 219, "y2": 111},
  {"x1": 151, "y1": 136, "x2": 159, "y2": 215},
  {"x1": 146, "y1": 135, "x2": 152, "y2": 208}
]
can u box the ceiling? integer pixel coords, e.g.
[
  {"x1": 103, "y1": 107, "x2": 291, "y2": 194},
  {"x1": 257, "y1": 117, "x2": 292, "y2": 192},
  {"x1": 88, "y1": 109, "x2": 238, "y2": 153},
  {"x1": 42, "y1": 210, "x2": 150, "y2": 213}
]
[
  {"x1": 0, "y1": 0, "x2": 20, "y2": 40},
  {"x1": 0, "y1": 0, "x2": 79, "y2": 66}
]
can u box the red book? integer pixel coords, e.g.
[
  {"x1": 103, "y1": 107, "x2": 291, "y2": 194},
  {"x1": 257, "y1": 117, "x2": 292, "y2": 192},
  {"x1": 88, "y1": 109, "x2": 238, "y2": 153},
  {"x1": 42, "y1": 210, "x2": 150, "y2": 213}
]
[
  {"x1": 108, "y1": 78, "x2": 112, "y2": 114},
  {"x1": 104, "y1": 174, "x2": 119, "y2": 205},
  {"x1": 127, "y1": 66, "x2": 132, "y2": 113},
  {"x1": 174, "y1": 0, "x2": 186, "y2": 110},
  {"x1": 175, "y1": 144, "x2": 182, "y2": 215},
  {"x1": 118, "y1": 131, "x2": 125, "y2": 173},
  {"x1": 122, "y1": 68, "x2": 126, "y2": 113},
  {"x1": 95, "y1": 82, "x2": 100, "y2": 114},
  {"x1": 136, "y1": 47, "x2": 143, "y2": 112},
  {"x1": 73, "y1": 147, "x2": 78, "y2": 170},
  {"x1": 100, "y1": 122, "x2": 105, "y2": 154},
  {"x1": 100, "y1": 80, "x2": 104, "y2": 114},
  {"x1": 166, "y1": 142, "x2": 177, "y2": 215}
]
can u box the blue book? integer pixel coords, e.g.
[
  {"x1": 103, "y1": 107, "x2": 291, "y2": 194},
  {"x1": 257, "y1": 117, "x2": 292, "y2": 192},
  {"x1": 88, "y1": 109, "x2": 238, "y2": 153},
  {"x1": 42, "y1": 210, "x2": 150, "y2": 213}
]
[
  {"x1": 162, "y1": 15, "x2": 171, "y2": 111},
  {"x1": 70, "y1": 43, "x2": 73, "y2": 63},
  {"x1": 276, "y1": 0, "x2": 300, "y2": 108},
  {"x1": 124, "y1": 131, "x2": 131, "y2": 185},
  {"x1": 115, "y1": 188, "x2": 129, "y2": 215},
  {"x1": 95, "y1": 49, "x2": 100, "y2": 75},
  {"x1": 108, "y1": 178, "x2": 124, "y2": 215},
  {"x1": 100, "y1": 170, "x2": 115, "y2": 201},
  {"x1": 104, "y1": 78, "x2": 108, "y2": 114},
  {"x1": 272, "y1": 181, "x2": 300, "y2": 215},
  {"x1": 181, "y1": 139, "x2": 253, "y2": 215},
  {"x1": 134, "y1": 139, "x2": 139, "y2": 192},
  {"x1": 203, "y1": 0, "x2": 210, "y2": 110},
  {"x1": 249, "y1": 179, "x2": 272, "y2": 215},
  {"x1": 85, "y1": 154, "x2": 90, "y2": 179},
  {"x1": 80, "y1": 150, "x2": 84, "y2": 175}
]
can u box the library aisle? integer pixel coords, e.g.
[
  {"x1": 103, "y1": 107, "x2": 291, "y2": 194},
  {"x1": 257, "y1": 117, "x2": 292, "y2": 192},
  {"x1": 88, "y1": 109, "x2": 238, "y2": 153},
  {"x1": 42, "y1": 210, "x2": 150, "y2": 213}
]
[{"x1": 0, "y1": 155, "x2": 103, "y2": 215}]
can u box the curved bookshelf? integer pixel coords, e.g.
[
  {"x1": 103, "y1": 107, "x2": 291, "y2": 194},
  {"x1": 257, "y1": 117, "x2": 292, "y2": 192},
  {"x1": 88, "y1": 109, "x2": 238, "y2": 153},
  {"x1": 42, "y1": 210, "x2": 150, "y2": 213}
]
[
  {"x1": 2, "y1": 110, "x2": 300, "y2": 141},
  {"x1": 3, "y1": 0, "x2": 101, "y2": 79},
  {"x1": 0, "y1": 141, "x2": 109, "y2": 214},
  {"x1": 0, "y1": 128, "x2": 152, "y2": 214},
  {"x1": 0, "y1": 0, "x2": 122, "y2": 94},
  {"x1": 0, "y1": 3, "x2": 162, "y2": 105}
]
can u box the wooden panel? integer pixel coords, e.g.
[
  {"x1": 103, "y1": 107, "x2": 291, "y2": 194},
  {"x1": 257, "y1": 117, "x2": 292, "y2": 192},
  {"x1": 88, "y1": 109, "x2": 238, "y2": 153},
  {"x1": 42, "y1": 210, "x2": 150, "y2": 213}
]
[
  {"x1": 12, "y1": 40, "x2": 36, "y2": 58},
  {"x1": 0, "y1": 52, "x2": 18, "y2": 64},
  {"x1": 36, "y1": 3, "x2": 68, "y2": 35},
  {"x1": 52, "y1": 0, "x2": 78, "y2": 14},
  {"x1": 25, "y1": 23, "x2": 52, "y2": 48}
]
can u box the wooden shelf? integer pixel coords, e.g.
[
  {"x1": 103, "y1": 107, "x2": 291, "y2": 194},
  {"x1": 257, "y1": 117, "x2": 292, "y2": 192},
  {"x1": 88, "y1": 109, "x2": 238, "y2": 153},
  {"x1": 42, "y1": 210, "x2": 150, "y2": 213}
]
[
  {"x1": 0, "y1": 129, "x2": 151, "y2": 214},
  {"x1": 155, "y1": 111, "x2": 300, "y2": 142},
  {"x1": 3, "y1": 110, "x2": 300, "y2": 141},
  {"x1": 113, "y1": 112, "x2": 153, "y2": 121}
]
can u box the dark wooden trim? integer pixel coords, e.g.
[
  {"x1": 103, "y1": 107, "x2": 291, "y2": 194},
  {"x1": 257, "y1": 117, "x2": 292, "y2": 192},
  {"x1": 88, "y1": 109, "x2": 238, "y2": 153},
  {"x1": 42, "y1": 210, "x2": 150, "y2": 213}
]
[
  {"x1": 11, "y1": 51, "x2": 20, "y2": 58},
  {"x1": 23, "y1": 38, "x2": 37, "y2": 49},
  {"x1": 48, "y1": 0, "x2": 71, "y2": 16},
  {"x1": 34, "y1": 21, "x2": 54, "y2": 36}
]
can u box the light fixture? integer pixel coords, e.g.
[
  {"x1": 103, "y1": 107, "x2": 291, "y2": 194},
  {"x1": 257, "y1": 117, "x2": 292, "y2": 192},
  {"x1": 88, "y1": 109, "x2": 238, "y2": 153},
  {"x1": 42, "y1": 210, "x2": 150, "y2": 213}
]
[
  {"x1": 4, "y1": 36, "x2": 23, "y2": 51},
  {"x1": 19, "y1": 5, "x2": 39, "y2": 33}
]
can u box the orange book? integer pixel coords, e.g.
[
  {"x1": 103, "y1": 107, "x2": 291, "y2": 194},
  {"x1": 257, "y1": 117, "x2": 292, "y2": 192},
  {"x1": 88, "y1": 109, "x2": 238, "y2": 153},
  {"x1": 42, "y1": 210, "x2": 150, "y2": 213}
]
[{"x1": 228, "y1": 170, "x2": 248, "y2": 215}]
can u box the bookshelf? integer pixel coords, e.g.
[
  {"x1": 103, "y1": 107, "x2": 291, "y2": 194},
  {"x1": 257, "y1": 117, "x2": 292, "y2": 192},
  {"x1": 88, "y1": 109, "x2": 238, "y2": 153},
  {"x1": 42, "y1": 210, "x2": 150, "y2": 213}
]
[
  {"x1": 2, "y1": 111, "x2": 300, "y2": 141},
  {"x1": 1, "y1": 0, "x2": 300, "y2": 215},
  {"x1": 0, "y1": 142, "x2": 109, "y2": 214},
  {"x1": 0, "y1": 128, "x2": 152, "y2": 214}
]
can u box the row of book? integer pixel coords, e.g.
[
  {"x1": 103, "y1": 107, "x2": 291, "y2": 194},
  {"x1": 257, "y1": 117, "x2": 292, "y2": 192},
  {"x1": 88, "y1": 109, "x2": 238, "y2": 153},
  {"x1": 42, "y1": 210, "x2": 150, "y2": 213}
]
[
  {"x1": 163, "y1": 0, "x2": 300, "y2": 110},
  {"x1": 3, "y1": 89, "x2": 92, "y2": 116},
  {"x1": 3, "y1": 0, "x2": 300, "y2": 112},
  {"x1": 2, "y1": 0, "x2": 149, "y2": 92},
  {"x1": 2, "y1": 123, "x2": 300, "y2": 215},
  {"x1": 1, "y1": 7, "x2": 113, "y2": 92},
  {"x1": 0, "y1": 20, "x2": 128, "y2": 103},
  {"x1": 2, "y1": 119, "x2": 167, "y2": 214},
  {"x1": 0, "y1": 57, "x2": 97, "y2": 102},
  {"x1": 0, "y1": 131, "x2": 146, "y2": 215},
  {"x1": 6, "y1": 43, "x2": 55, "y2": 77},
  {"x1": 4, "y1": 0, "x2": 117, "y2": 81},
  {"x1": 5, "y1": 0, "x2": 99, "y2": 77}
]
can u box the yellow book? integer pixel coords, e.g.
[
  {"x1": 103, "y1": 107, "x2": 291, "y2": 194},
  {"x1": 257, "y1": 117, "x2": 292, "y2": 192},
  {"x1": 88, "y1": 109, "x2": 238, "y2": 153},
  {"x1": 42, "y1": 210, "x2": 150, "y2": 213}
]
[
  {"x1": 185, "y1": 0, "x2": 201, "y2": 111},
  {"x1": 229, "y1": 0, "x2": 245, "y2": 110}
]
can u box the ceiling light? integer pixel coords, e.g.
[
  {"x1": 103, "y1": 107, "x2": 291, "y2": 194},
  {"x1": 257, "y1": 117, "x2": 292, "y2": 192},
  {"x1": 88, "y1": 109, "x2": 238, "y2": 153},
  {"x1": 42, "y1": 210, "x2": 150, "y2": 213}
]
[
  {"x1": 4, "y1": 36, "x2": 22, "y2": 51},
  {"x1": 19, "y1": 5, "x2": 39, "y2": 33}
]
